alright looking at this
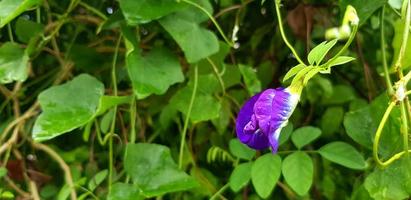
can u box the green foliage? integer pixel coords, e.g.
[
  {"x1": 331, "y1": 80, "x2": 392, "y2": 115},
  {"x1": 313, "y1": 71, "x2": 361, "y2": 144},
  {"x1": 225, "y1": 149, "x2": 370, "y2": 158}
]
[
  {"x1": 0, "y1": 42, "x2": 29, "y2": 83},
  {"x1": 229, "y1": 162, "x2": 252, "y2": 192},
  {"x1": 291, "y1": 126, "x2": 322, "y2": 149},
  {"x1": 124, "y1": 143, "x2": 198, "y2": 197},
  {"x1": 318, "y1": 142, "x2": 367, "y2": 169},
  {"x1": 127, "y1": 47, "x2": 184, "y2": 99},
  {"x1": 282, "y1": 152, "x2": 313, "y2": 196},
  {"x1": 32, "y1": 74, "x2": 105, "y2": 141},
  {"x1": 251, "y1": 154, "x2": 282, "y2": 198},
  {"x1": 0, "y1": 0, "x2": 409, "y2": 199}
]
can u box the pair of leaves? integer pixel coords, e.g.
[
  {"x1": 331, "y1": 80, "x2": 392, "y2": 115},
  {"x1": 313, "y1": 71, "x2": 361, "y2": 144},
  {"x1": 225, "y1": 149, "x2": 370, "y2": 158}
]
[
  {"x1": 283, "y1": 38, "x2": 354, "y2": 85},
  {"x1": 120, "y1": 0, "x2": 219, "y2": 64}
]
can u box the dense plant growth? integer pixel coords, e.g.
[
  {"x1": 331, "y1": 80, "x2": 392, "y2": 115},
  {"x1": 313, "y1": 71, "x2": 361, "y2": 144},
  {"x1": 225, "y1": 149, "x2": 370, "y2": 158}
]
[{"x1": 1, "y1": 0, "x2": 411, "y2": 199}]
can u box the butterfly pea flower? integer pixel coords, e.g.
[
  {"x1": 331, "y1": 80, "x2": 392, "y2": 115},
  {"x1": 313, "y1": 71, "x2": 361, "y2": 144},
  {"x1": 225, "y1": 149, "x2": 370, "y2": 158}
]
[{"x1": 236, "y1": 87, "x2": 300, "y2": 153}]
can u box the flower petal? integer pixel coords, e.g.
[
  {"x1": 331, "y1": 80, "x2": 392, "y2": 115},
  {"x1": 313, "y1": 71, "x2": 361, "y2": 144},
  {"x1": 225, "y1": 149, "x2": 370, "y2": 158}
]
[{"x1": 235, "y1": 93, "x2": 269, "y2": 150}]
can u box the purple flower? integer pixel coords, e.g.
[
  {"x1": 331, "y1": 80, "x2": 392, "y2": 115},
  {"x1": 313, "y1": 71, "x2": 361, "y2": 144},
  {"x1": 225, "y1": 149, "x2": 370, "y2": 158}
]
[{"x1": 236, "y1": 87, "x2": 299, "y2": 153}]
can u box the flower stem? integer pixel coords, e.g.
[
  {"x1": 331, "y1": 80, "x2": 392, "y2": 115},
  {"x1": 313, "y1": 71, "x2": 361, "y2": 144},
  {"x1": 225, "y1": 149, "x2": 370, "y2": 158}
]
[
  {"x1": 178, "y1": 66, "x2": 198, "y2": 169},
  {"x1": 274, "y1": 0, "x2": 305, "y2": 65},
  {"x1": 380, "y1": 6, "x2": 394, "y2": 94}
]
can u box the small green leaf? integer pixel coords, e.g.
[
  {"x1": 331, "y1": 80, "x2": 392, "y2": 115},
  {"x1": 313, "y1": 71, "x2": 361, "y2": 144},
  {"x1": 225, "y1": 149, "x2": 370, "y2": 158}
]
[
  {"x1": 282, "y1": 152, "x2": 313, "y2": 196},
  {"x1": 327, "y1": 56, "x2": 355, "y2": 68},
  {"x1": 229, "y1": 139, "x2": 256, "y2": 160},
  {"x1": 119, "y1": 0, "x2": 185, "y2": 24},
  {"x1": 229, "y1": 162, "x2": 252, "y2": 192},
  {"x1": 307, "y1": 39, "x2": 338, "y2": 65},
  {"x1": 318, "y1": 142, "x2": 366, "y2": 169},
  {"x1": 0, "y1": 191, "x2": 14, "y2": 199},
  {"x1": 291, "y1": 126, "x2": 321, "y2": 149},
  {"x1": 32, "y1": 74, "x2": 104, "y2": 141},
  {"x1": 88, "y1": 169, "x2": 108, "y2": 191},
  {"x1": 238, "y1": 64, "x2": 262, "y2": 96},
  {"x1": 0, "y1": 0, "x2": 42, "y2": 28},
  {"x1": 15, "y1": 17, "x2": 44, "y2": 43},
  {"x1": 159, "y1": 13, "x2": 219, "y2": 63},
  {"x1": 170, "y1": 74, "x2": 221, "y2": 123},
  {"x1": 0, "y1": 167, "x2": 7, "y2": 178},
  {"x1": 127, "y1": 48, "x2": 184, "y2": 99},
  {"x1": 283, "y1": 64, "x2": 306, "y2": 82},
  {"x1": 251, "y1": 154, "x2": 282, "y2": 198},
  {"x1": 0, "y1": 42, "x2": 29, "y2": 83},
  {"x1": 124, "y1": 143, "x2": 198, "y2": 197},
  {"x1": 279, "y1": 122, "x2": 294, "y2": 146},
  {"x1": 107, "y1": 183, "x2": 143, "y2": 200},
  {"x1": 321, "y1": 107, "x2": 344, "y2": 136}
]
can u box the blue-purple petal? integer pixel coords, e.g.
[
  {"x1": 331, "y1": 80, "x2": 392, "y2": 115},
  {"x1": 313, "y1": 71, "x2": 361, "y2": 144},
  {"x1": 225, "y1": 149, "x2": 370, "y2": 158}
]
[{"x1": 235, "y1": 87, "x2": 299, "y2": 153}]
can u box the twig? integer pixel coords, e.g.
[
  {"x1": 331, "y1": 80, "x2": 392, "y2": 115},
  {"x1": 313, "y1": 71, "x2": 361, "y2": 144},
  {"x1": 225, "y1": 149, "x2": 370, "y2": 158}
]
[{"x1": 31, "y1": 142, "x2": 77, "y2": 200}]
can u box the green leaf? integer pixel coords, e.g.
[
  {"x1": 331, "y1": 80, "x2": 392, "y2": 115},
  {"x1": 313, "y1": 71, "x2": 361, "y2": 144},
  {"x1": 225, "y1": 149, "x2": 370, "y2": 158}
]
[
  {"x1": 0, "y1": 42, "x2": 29, "y2": 84},
  {"x1": 0, "y1": 0, "x2": 42, "y2": 28},
  {"x1": 344, "y1": 93, "x2": 402, "y2": 157},
  {"x1": 327, "y1": 56, "x2": 355, "y2": 68},
  {"x1": 159, "y1": 13, "x2": 219, "y2": 63},
  {"x1": 279, "y1": 122, "x2": 294, "y2": 146},
  {"x1": 15, "y1": 17, "x2": 44, "y2": 43},
  {"x1": 318, "y1": 142, "x2": 366, "y2": 169},
  {"x1": 229, "y1": 139, "x2": 256, "y2": 160},
  {"x1": 229, "y1": 162, "x2": 252, "y2": 192},
  {"x1": 307, "y1": 39, "x2": 338, "y2": 65},
  {"x1": 119, "y1": 0, "x2": 185, "y2": 24},
  {"x1": 238, "y1": 64, "x2": 262, "y2": 96},
  {"x1": 88, "y1": 169, "x2": 108, "y2": 191},
  {"x1": 32, "y1": 74, "x2": 104, "y2": 141},
  {"x1": 340, "y1": 0, "x2": 386, "y2": 25},
  {"x1": 0, "y1": 191, "x2": 14, "y2": 199},
  {"x1": 170, "y1": 74, "x2": 221, "y2": 123},
  {"x1": 291, "y1": 126, "x2": 322, "y2": 149},
  {"x1": 107, "y1": 183, "x2": 143, "y2": 200},
  {"x1": 392, "y1": 19, "x2": 411, "y2": 70},
  {"x1": 365, "y1": 157, "x2": 411, "y2": 200},
  {"x1": 321, "y1": 107, "x2": 344, "y2": 136},
  {"x1": 322, "y1": 85, "x2": 356, "y2": 105},
  {"x1": 124, "y1": 143, "x2": 198, "y2": 197},
  {"x1": 0, "y1": 167, "x2": 7, "y2": 178},
  {"x1": 211, "y1": 99, "x2": 231, "y2": 134},
  {"x1": 251, "y1": 154, "x2": 282, "y2": 198},
  {"x1": 283, "y1": 64, "x2": 306, "y2": 82},
  {"x1": 126, "y1": 47, "x2": 184, "y2": 99},
  {"x1": 282, "y1": 152, "x2": 313, "y2": 196}
]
